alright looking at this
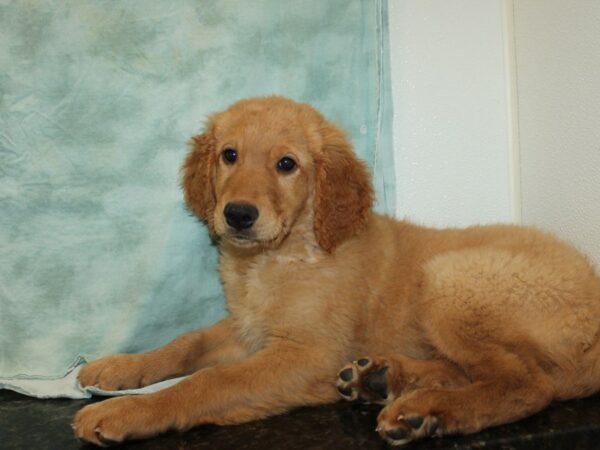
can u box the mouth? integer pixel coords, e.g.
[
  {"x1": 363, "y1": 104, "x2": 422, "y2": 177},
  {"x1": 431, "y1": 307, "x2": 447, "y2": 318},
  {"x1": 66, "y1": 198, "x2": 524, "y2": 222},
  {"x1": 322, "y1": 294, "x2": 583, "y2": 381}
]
[
  {"x1": 223, "y1": 225, "x2": 287, "y2": 248},
  {"x1": 223, "y1": 230, "x2": 263, "y2": 247},
  {"x1": 229, "y1": 234, "x2": 256, "y2": 243}
]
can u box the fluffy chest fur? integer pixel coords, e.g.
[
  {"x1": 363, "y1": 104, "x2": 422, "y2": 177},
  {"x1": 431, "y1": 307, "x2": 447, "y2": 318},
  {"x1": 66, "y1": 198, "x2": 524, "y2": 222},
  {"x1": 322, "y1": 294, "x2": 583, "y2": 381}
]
[
  {"x1": 219, "y1": 250, "x2": 317, "y2": 351},
  {"x1": 217, "y1": 238, "x2": 364, "y2": 356}
]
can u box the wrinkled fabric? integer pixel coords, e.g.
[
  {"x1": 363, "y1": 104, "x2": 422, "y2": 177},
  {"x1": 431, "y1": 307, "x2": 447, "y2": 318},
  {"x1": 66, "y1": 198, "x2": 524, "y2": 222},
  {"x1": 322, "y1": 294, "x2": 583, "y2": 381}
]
[
  {"x1": 0, "y1": 0, "x2": 394, "y2": 393},
  {"x1": 0, "y1": 356, "x2": 185, "y2": 398}
]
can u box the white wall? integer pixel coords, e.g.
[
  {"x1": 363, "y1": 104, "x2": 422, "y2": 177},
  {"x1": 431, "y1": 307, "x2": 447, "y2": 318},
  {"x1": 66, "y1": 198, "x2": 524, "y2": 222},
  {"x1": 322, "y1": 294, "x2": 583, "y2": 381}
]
[
  {"x1": 388, "y1": 0, "x2": 600, "y2": 268},
  {"x1": 388, "y1": 0, "x2": 518, "y2": 228},
  {"x1": 513, "y1": 0, "x2": 600, "y2": 267}
]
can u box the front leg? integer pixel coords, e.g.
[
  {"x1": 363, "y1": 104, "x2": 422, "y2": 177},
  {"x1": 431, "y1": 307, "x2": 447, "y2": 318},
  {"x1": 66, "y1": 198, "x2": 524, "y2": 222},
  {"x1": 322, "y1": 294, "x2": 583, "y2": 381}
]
[
  {"x1": 73, "y1": 339, "x2": 341, "y2": 445},
  {"x1": 78, "y1": 317, "x2": 249, "y2": 390}
]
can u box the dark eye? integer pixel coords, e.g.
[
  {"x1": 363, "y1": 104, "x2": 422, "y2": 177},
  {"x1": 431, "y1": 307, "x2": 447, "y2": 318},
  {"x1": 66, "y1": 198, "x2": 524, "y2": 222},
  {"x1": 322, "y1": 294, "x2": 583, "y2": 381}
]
[
  {"x1": 222, "y1": 148, "x2": 237, "y2": 164},
  {"x1": 277, "y1": 157, "x2": 297, "y2": 172}
]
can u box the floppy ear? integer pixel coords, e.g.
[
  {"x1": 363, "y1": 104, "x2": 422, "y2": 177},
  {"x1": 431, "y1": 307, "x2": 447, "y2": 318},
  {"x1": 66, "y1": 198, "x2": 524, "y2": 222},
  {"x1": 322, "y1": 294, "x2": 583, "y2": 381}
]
[
  {"x1": 182, "y1": 126, "x2": 217, "y2": 234},
  {"x1": 313, "y1": 124, "x2": 374, "y2": 252}
]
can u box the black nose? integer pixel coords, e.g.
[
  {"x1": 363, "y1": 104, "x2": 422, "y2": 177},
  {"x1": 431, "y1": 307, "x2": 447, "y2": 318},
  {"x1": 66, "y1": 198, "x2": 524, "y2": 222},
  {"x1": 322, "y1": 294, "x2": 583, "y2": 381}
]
[{"x1": 224, "y1": 203, "x2": 259, "y2": 230}]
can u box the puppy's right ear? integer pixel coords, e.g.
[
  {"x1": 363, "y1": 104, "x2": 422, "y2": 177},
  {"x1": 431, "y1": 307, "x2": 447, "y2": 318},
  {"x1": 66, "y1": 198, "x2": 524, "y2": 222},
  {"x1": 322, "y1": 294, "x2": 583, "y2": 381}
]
[{"x1": 182, "y1": 125, "x2": 217, "y2": 233}]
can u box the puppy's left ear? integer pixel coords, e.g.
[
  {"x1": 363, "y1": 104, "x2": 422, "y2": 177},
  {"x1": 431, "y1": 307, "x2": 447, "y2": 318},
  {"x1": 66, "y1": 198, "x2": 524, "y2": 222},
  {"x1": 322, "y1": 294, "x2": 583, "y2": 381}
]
[{"x1": 314, "y1": 124, "x2": 374, "y2": 252}]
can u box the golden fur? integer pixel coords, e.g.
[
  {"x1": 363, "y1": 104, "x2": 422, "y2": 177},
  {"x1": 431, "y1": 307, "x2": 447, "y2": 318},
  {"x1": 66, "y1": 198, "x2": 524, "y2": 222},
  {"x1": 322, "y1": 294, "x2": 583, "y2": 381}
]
[{"x1": 74, "y1": 96, "x2": 600, "y2": 446}]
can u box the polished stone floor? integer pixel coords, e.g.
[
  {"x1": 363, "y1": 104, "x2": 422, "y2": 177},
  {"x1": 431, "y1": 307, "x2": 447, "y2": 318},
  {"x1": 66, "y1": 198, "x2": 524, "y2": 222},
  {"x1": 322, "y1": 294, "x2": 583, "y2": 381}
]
[{"x1": 3, "y1": 389, "x2": 600, "y2": 449}]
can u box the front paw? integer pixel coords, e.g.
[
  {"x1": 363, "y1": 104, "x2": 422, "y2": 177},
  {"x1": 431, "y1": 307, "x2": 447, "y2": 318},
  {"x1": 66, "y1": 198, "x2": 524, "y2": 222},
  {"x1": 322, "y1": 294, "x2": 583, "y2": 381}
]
[
  {"x1": 73, "y1": 396, "x2": 171, "y2": 446},
  {"x1": 78, "y1": 354, "x2": 154, "y2": 391}
]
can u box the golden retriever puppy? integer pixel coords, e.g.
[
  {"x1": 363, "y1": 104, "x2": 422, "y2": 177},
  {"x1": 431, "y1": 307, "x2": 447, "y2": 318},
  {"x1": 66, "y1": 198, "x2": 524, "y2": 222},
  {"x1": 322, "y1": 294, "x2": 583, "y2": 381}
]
[{"x1": 74, "y1": 96, "x2": 600, "y2": 446}]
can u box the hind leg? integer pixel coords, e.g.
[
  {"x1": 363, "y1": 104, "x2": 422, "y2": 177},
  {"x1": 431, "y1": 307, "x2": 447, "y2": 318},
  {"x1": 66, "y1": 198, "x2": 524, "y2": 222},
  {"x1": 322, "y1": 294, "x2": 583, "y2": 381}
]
[
  {"x1": 376, "y1": 361, "x2": 554, "y2": 445},
  {"x1": 336, "y1": 355, "x2": 469, "y2": 404},
  {"x1": 373, "y1": 249, "x2": 561, "y2": 445}
]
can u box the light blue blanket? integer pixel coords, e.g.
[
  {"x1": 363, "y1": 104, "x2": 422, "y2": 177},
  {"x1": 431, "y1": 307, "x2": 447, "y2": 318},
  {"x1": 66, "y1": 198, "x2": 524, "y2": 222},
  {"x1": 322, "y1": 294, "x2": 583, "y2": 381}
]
[{"x1": 0, "y1": 0, "x2": 394, "y2": 396}]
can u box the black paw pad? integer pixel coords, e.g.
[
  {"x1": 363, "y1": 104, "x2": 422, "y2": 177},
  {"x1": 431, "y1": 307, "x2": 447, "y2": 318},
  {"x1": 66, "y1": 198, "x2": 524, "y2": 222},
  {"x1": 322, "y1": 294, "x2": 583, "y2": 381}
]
[
  {"x1": 363, "y1": 366, "x2": 389, "y2": 399},
  {"x1": 386, "y1": 428, "x2": 408, "y2": 441},
  {"x1": 406, "y1": 416, "x2": 424, "y2": 429},
  {"x1": 339, "y1": 368, "x2": 353, "y2": 382},
  {"x1": 357, "y1": 358, "x2": 370, "y2": 367},
  {"x1": 337, "y1": 386, "x2": 353, "y2": 397}
]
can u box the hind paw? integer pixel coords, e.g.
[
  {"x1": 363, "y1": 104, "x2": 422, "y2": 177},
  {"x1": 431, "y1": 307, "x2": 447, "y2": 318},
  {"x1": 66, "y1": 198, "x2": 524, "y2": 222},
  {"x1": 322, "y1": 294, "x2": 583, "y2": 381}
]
[
  {"x1": 377, "y1": 408, "x2": 442, "y2": 446},
  {"x1": 336, "y1": 357, "x2": 391, "y2": 404}
]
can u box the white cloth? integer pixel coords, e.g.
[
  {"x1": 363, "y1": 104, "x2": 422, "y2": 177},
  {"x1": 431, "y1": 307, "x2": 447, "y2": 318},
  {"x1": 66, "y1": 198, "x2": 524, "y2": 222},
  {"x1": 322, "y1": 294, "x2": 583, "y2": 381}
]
[{"x1": 0, "y1": 356, "x2": 185, "y2": 399}]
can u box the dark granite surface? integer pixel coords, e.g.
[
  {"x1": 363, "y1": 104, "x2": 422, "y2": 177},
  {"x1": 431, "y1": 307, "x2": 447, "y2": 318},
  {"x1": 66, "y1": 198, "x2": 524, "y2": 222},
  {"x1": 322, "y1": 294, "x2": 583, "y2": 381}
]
[{"x1": 2, "y1": 390, "x2": 600, "y2": 450}]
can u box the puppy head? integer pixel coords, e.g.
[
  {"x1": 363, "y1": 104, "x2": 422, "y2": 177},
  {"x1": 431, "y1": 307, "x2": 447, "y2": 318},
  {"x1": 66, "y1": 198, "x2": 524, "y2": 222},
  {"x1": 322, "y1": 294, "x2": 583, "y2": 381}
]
[{"x1": 182, "y1": 96, "x2": 373, "y2": 252}]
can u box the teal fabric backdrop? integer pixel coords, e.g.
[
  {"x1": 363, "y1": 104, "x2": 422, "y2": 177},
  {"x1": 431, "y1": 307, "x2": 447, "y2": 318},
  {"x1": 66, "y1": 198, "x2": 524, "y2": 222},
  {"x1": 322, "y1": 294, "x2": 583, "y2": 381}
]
[{"x1": 0, "y1": 0, "x2": 394, "y2": 377}]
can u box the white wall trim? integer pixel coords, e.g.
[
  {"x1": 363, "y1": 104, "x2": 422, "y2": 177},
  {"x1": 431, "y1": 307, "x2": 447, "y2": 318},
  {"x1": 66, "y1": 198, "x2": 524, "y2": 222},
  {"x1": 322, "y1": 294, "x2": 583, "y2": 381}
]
[{"x1": 502, "y1": 0, "x2": 523, "y2": 224}]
